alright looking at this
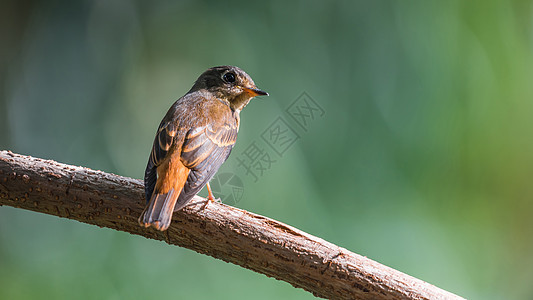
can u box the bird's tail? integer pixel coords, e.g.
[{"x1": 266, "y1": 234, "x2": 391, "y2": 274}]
[{"x1": 138, "y1": 189, "x2": 178, "y2": 231}]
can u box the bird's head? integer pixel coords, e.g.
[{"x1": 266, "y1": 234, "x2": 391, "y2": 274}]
[{"x1": 190, "y1": 66, "x2": 268, "y2": 112}]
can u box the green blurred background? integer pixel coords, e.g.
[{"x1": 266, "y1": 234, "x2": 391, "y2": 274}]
[{"x1": 1, "y1": 1, "x2": 533, "y2": 299}]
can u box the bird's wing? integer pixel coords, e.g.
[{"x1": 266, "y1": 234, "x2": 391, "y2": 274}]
[
  {"x1": 144, "y1": 121, "x2": 179, "y2": 202},
  {"x1": 175, "y1": 120, "x2": 238, "y2": 210}
]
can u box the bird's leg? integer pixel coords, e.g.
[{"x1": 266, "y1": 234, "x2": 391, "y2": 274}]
[
  {"x1": 201, "y1": 182, "x2": 221, "y2": 210},
  {"x1": 206, "y1": 182, "x2": 215, "y2": 201}
]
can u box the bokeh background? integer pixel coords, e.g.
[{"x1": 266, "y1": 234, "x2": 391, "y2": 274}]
[{"x1": 1, "y1": 1, "x2": 533, "y2": 299}]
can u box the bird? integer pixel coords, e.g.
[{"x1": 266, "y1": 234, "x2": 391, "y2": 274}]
[{"x1": 138, "y1": 66, "x2": 268, "y2": 231}]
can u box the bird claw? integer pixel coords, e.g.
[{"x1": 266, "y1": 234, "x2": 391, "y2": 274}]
[{"x1": 201, "y1": 197, "x2": 221, "y2": 210}]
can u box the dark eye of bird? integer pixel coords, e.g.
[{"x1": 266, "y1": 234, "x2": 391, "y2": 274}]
[{"x1": 223, "y1": 72, "x2": 236, "y2": 83}]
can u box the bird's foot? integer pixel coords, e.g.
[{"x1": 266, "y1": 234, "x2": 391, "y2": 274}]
[{"x1": 201, "y1": 196, "x2": 221, "y2": 210}]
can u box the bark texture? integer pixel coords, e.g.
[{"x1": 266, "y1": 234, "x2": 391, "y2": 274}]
[{"x1": 0, "y1": 150, "x2": 464, "y2": 300}]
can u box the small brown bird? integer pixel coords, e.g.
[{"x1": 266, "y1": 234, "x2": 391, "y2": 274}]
[{"x1": 139, "y1": 66, "x2": 268, "y2": 231}]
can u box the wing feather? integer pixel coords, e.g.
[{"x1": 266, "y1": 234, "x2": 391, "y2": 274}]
[
  {"x1": 144, "y1": 122, "x2": 178, "y2": 203},
  {"x1": 145, "y1": 97, "x2": 239, "y2": 210},
  {"x1": 174, "y1": 121, "x2": 237, "y2": 210}
]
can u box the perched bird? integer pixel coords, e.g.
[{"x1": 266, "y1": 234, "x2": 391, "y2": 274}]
[{"x1": 139, "y1": 66, "x2": 268, "y2": 231}]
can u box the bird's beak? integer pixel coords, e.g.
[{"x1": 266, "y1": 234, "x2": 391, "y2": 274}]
[{"x1": 243, "y1": 86, "x2": 269, "y2": 96}]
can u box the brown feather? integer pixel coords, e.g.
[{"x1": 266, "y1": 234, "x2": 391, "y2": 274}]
[
  {"x1": 139, "y1": 154, "x2": 190, "y2": 230},
  {"x1": 156, "y1": 154, "x2": 190, "y2": 194}
]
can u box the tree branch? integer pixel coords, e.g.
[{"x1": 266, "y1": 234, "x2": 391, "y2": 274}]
[{"x1": 0, "y1": 150, "x2": 463, "y2": 300}]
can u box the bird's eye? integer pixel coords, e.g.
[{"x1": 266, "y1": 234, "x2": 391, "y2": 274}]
[{"x1": 223, "y1": 72, "x2": 236, "y2": 83}]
